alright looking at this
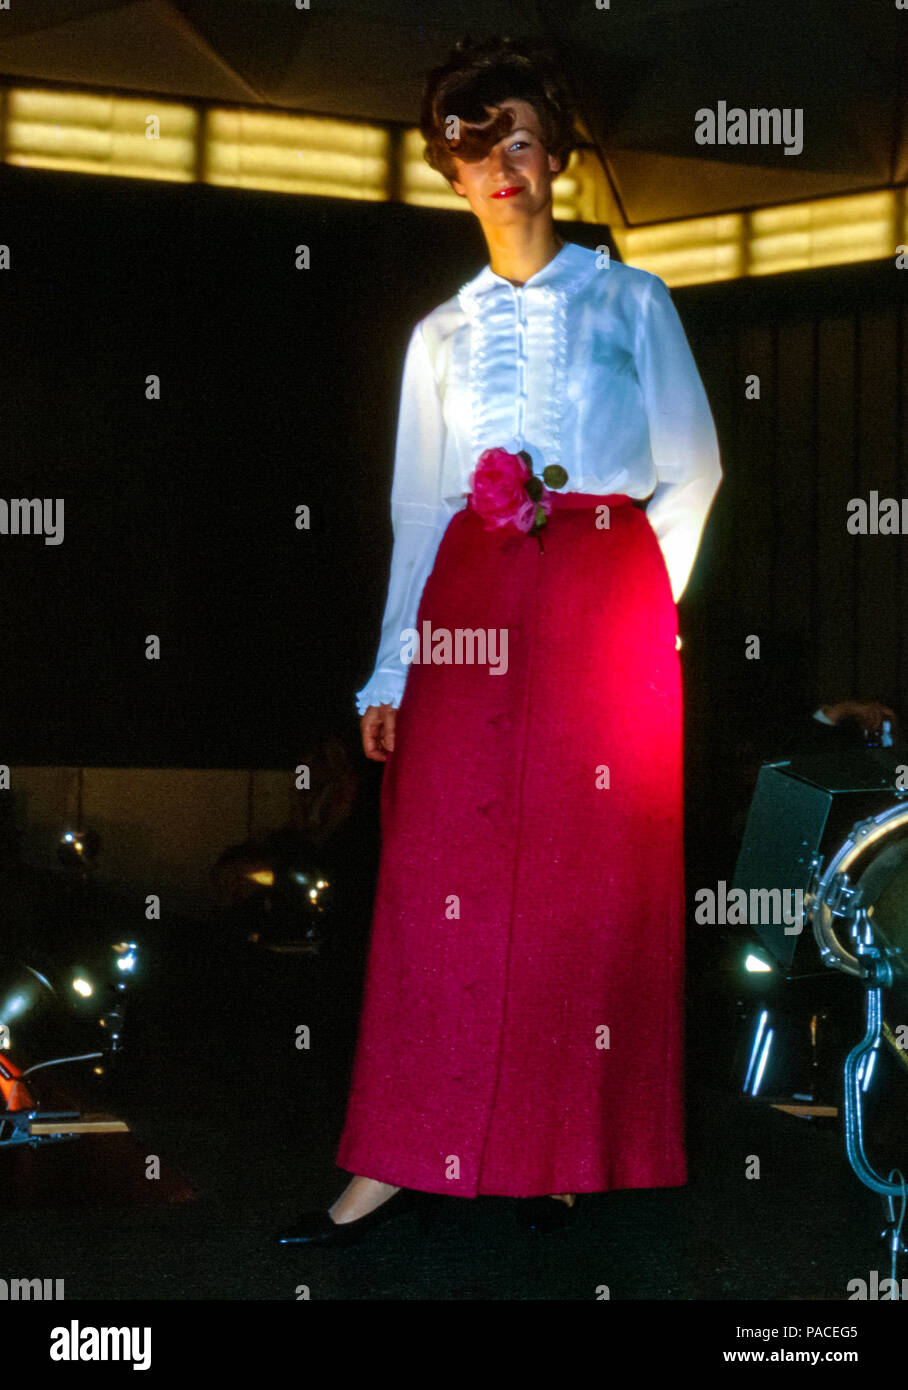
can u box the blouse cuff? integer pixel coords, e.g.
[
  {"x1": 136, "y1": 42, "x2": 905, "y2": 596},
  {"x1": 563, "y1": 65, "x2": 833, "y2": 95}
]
[{"x1": 355, "y1": 670, "x2": 406, "y2": 716}]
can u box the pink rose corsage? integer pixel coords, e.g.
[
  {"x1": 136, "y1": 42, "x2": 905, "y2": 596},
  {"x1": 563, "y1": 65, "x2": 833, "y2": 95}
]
[{"x1": 467, "y1": 447, "x2": 568, "y2": 552}]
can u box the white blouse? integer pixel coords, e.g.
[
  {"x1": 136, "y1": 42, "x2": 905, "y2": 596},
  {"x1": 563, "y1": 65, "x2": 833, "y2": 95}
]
[{"x1": 355, "y1": 240, "x2": 722, "y2": 715}]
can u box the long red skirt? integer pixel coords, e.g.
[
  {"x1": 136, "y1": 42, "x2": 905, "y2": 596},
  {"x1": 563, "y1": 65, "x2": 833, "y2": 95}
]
[{"x1": 337, "y1": 491, "x2": 686, "y2": 1197}]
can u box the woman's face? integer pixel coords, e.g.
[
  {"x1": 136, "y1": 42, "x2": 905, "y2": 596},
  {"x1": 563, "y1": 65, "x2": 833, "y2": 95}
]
[{"x1": 449, "y1": 98, "x2": 562, "y2": 225}]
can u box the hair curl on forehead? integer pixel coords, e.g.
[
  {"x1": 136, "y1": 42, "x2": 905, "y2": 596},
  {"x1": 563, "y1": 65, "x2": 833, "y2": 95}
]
[{"x1": 420, "y1": 35, "x2": 579, "y2": 184}]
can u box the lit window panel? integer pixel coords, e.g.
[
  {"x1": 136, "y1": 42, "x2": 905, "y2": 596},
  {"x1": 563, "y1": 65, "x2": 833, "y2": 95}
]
[
  {"x1": 748, "y1": 192, "x2": 895, "y2": 274},
  {"x1": 6, "y1": 88, "x2": 197, "y2": 180},
  {"x1": 206, "y1": 109, "x2": 388, "y2": 200},
  {"x1": 614, "y1": 216, "x2": 746, "y2": 286},
  {"x1": 619, "y1": 194, "x2": 898, "y2": 285}
]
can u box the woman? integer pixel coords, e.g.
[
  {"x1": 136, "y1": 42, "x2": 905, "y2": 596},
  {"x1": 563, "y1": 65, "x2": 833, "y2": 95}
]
[{"x1": 280, "y1": 35, "x2": 722, "y2": 1246}]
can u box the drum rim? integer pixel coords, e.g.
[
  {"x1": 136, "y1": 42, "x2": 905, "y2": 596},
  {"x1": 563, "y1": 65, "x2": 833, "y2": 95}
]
[{"x1": 812, "y1": 798, "x2": 908, "y2": 977}]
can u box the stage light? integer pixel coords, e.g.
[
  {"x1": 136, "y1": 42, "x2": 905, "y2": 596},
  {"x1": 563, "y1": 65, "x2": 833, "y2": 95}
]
[
  {"x1": 744, "y1": 951, "x2": 773, "y2": 973},
  {"x1": 57, "y1": 827, "x2": 101, "y2": 870},
  {"x1": 0, "y1": 993, "x2": 27, "y2": 1020},
  {"x1": 111, "y1": 942, "x2": 138, "y2": 975},
  {"x1": 0, "y1": 967, "x2": 58, "y2": 1030},
  {"x1": 72, "y1": 978, "x2": 93, "y2": 998}
]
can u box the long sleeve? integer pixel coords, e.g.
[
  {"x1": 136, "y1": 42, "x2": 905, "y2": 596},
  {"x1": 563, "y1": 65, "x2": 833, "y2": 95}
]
[
  {"x1": 634, "y1": 276, "x2": 723, "y2": 603},
  {"x1": 355, "y1": 323, "x2": 451, "y2": 715}
]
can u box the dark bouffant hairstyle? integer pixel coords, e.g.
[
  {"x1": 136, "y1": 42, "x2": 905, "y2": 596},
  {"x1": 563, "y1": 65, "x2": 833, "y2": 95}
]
[{"x1": 420, "y1": 35, "x2": 579, "y2": 184}]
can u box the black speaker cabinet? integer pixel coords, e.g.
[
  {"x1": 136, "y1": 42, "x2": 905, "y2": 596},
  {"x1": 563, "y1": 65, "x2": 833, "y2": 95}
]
[{"x1": 731, "y1": 742, "x2": 907, "y2": 968}]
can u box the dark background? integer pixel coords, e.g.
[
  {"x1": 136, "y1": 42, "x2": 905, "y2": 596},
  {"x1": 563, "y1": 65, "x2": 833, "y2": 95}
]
[{"x1": 0, "y1": 164, "x2": 906, "y2": 791}]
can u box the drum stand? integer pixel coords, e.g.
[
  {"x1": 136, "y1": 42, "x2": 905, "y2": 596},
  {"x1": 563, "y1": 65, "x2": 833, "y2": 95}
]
[{"x1": 839, "y1": 906, "x2": 908, "y2": 1285}]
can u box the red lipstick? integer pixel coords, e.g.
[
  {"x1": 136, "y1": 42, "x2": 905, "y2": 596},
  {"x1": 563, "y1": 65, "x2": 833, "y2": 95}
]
[{"x1": 491, "y1": 186, "x2": 524, "y2": 199}]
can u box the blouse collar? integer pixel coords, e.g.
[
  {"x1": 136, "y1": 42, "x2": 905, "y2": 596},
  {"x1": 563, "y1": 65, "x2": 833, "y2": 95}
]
[{"x1": 458, "y1": 240, "x2": 599, "y2": 313}]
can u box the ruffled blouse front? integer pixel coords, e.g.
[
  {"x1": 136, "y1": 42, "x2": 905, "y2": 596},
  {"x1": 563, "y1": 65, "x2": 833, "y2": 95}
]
[{"x1": 356, "y1": 241, "x2": 722, "y2": 715}]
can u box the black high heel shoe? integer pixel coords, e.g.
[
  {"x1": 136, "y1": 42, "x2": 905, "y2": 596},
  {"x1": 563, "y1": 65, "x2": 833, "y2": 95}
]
[
  {"x1": 277, "y1": 1187, "x2": 439, "y2": 1248},
  {"x1": 514, "y1": 1196, "x2": 577, "y2": 1234}
]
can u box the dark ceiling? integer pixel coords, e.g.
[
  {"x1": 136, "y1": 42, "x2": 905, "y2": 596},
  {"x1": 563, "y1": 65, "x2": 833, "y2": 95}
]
[{"x1": 0, "y1": 0, "x2": 904, "y2": 223}]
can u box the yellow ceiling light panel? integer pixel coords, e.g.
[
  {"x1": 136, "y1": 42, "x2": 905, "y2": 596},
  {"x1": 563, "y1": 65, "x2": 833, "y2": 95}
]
[
  {"x1": 6, "y1": 88, "x2": 197, "y2": 180},
  {"x1": 615, "y1": 215, "x2": 745, "y2": 286},
  {"x1": 619, "y1": 194, "x2": 896, "y2": 286},
  {"x1": 206, "y1": 109, "x2": 388, "y2": 200},
  {"x1": 748, "y1": 191, "x2": 896, "y2": 274},
  {"x1": 552, "y1": 157, "x2": 582, "y2": 221},
  {"x1": 563, "y1": 148, "x2": 607, "y2": 225},
  {"x1": 400, "y1": 129, "x2": 467, "y2": 211}
]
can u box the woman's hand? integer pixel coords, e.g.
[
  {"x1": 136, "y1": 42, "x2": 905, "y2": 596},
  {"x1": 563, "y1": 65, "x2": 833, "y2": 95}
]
[{"x1": 361, "y1": 703, "x2": 397, "y2": 761}]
